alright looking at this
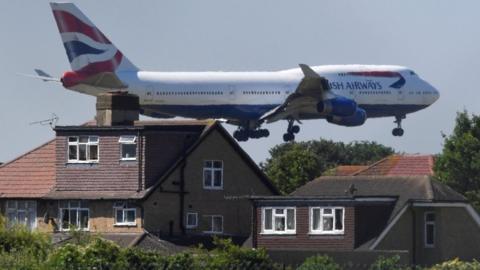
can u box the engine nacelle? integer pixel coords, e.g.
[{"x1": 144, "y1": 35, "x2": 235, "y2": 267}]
[
  {"x1": 317, "y1": 96, "x2": 357, "y2": 117},
  {"x1": 327, "y1": 108, "x2": 367, "y2": 127}
]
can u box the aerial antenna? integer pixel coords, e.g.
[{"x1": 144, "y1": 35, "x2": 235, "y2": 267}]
[{"x1": 30, "y1": 113, "x2": 59, "y2": 129}]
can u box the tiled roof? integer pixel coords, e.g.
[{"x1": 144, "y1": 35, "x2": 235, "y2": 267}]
[
  {"x1": 0, "y1": 140, "x2": 56, "y2": 198},
  {"x1": 354, "y1": 154, "x2": 434, "y2": 176},
  {"x1": 324, "y1": 165, "x2": 369, "y2": 176},
  {"x1": 291, "y1": 175, "x2": 466, "y2": 221}
]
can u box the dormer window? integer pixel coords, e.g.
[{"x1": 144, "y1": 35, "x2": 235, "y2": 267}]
[
  {"x1": 68, "y1": 136, "x2": 99, "y2": 163},
  {"x1": 119, "y1": 136, "x2": 137, "y2": 160}
]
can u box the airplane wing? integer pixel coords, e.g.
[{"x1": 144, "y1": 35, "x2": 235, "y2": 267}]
[{"x1": 260, "y1": 64, "x2": 331, "y2": 123}]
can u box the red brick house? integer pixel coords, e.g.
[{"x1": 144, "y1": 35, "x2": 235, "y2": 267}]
[
  {"x1": 252, "y1": 156, "x2": 480, "y2": 267},
  {"x1": 0, "y1": 93, "x2": 278, "y2": 250}
]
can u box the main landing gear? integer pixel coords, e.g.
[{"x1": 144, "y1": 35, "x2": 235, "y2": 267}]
[
  {"x1": 392, "y1": 115, "x2": 405, "y2": 137},
  {"x1": 233, "y1": 121, "x2": 270, "y2": 142},
  {"x1": 283, "y1": 119, "x2": 300, "y2": 142}
]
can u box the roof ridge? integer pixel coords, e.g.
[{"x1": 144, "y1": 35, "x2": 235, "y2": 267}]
[{"x1": 0, "y1": 138, "x2": 55, "y2": 169}]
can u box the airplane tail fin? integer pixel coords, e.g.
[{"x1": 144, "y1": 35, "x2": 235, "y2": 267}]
[{"x1": 50, "y1": 2, "x2": 139, "y2": 78}]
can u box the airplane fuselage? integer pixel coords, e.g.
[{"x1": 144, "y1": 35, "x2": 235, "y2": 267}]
[{"x1": 71, "y1": 64, "x2": 439, "y2": 121}]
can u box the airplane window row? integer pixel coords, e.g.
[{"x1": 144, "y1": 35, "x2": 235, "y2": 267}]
[
  {"x1": 242, "y1": 91, "x2": 282, "y2": 95},
  {"x1": 152, "y1": 91, "x2": 224, "y2": 96},
  {"x1": 358, "y1": 90, "x2": 391, "y2": 95}
]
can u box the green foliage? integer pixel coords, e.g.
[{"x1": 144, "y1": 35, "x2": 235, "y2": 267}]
[
  {"x1": 434, "y1": 111, "x2": 480, "y2": 210},
  {"x1": 297, "y1": 254, "x2": 342, "y2": 270},
  {"x1": 165, "y1": 252, "x2": 196, "y2": 270},
  {"x1": 45, "y1": 244, "x2": 85, "y2": 270},
  {"x1": 369, "y1": 255, "x2": 410, "y2": 270},
  {"x1": 428, "y1": 258, "x2": 480, "y2": 270},
  {"x1": 261, "y1": 139, "x2": 394, "y2": 194},
  {"x1": 0, "y1": 224, "x2": 51, "y2": 261},
  {"x1": 118, "y1": 248, "x2": 167, "y2": 270}
]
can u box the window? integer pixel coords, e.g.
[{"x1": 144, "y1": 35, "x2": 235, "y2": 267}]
[
  {"x1": 68, "y1": 136, "x2": 99, "y2": 163},
  {"x1": 6, "y1": 200, "x2": 36, "y2": 230},
  {"x1": 204, "y1": 215, "x2": 223, "y2": 234},
  {"x1": 119, "y1": 136, "x2": 137, "y2": 160},
  {"x1": 59, "y1": 201, "x2": 89, "y2": 231},
  {"x1": 113, "y1": 202, "x2": 136, "y2": 226},
  {"x1": 262, "y1": 207, "x2": 296, "y2": 234},
  {"x1": 203, "y1": 160, "x2": 223, "y2": 189},
  {"x1": 310, "y1": 207, "x2": 344, "y2": 234},
  {"x1": 186, "y1": 212, "x2": 198, "y2": 229},
  {"x1": 424, "y1": 212, "x2": 435, "y2": 248}
]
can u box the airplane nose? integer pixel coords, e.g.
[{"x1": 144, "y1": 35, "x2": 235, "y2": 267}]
[{"x1": 431, "y1": 86, "x2": 440, "y2": 103}]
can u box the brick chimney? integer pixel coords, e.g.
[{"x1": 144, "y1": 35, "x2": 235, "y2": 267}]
[{"x1": 96, "y1": 92, "x2": 139, "y2": 126}]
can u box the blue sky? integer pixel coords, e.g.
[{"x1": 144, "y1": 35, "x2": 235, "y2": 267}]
[{"x1": 1, "y1": 0, "x2": 479, "y2": 163}]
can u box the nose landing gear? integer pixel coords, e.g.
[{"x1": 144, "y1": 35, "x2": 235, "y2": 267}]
[
  {"x1": 283, "y1": 119, "x2": 300, "y2": 142},
  {"x1": 392, "y1": 115, "x2": 405, "y2": 137}
]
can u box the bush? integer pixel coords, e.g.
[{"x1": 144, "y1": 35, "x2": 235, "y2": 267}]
[
  {"x1": 369, "y1": 255, "x2": 411, "y2": 270},
  {"x1": 166, "y1": 252, "x2": 197, "y2": 270},
  {"x1": 0, "y1": 224, "x2": 51, "y2": 261},
  {"x1": 45, "y1": 243, "x2": 85, "y2": 270},
  {"x1": 118, "y1": 248, "x2": 167, "y2": 270},
  {"x1": 297, "y1": 255, "x2": 342, "y2": 270},
  {"x1": 428, "y1": 258, "x2": 480, "y2": 270}
]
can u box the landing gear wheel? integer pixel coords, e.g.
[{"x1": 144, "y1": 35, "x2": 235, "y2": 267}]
[
  {"x1": 233, "y1": 130, "x2": 249, "y2": 141},
  {"x1": 392, "y1": 128, "x2": 404, "y2": 137},
  {"x1": 283, "y1": 132, "x2": 295, "y2": 142},
  {"x1": 291, "y1": 125, "x2": 300, "y2": 134}
]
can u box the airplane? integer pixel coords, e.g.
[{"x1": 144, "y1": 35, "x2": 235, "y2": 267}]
[{"x1": 37, "y1": 2, "x2": 439, "y2": 142}]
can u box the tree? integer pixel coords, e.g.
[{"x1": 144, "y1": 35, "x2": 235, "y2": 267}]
[
  {"x1": 434, "y1": 111, "x2": 480, "y2": 210},
  {"x1": 261, "y1": 139, "x2": 394, "y2": 194}
]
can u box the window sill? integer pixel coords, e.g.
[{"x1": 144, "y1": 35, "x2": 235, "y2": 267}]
[
  {"x1": 309, "y1": 232, "x2": 345, "y2": 236},
  {"x1": 259, "y1": 232, "x2": 296, "y2": 236},
  {"x1": 186, "y1": 226, "x2": 198, "y2": 229},
  {"x1": 114, "y1": 223, "x2": 137, "y2": 227},
  {"x1": 120, "y1": 158, "x2": 137, "y2": 162},
  {"x1": 203, "y1": 187, "x2": 224, "y2": 190},
  {"x1": 66, "y1": 161, "x2": 99, "y2": 165},
  {"x1": 203, "y1": 231, "x2": 223, "y2": 234}
]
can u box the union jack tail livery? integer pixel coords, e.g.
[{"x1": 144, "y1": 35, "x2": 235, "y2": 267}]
[{"x1": 50, "y1": 2, "x2": 137, "y2": 90}]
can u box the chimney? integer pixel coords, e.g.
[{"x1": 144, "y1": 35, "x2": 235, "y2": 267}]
[{"x1": 96, "y1": 92, "x2": 139, "y2": 126}]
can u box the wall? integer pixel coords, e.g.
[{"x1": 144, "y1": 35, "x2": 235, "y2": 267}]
[
  {"x1": 36, "y1": 200, "x2": 143, "y2": 233},
  {"x1": 55, "y1": 131, "x2": 141, "y2": 192},
  {"x1": 143, "y1": 129, "x2": 275, "y2": 237},
  {"x1": 255, "y1": 206, "x2": 355, "y2": 251}
]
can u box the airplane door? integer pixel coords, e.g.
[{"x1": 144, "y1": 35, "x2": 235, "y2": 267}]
[
  {"x1": 227, "y1": 85, "x2": 237, "y2": 102},
  {"x1": 397, "y1": 89, "x2": 405, "y2": 102}
]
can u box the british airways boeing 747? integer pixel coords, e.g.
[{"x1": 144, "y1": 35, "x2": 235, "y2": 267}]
[{"x1": 36, "y1": 3, "x2": 439, "y2": 142}]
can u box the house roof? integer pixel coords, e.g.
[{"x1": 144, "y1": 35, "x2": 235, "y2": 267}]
[
  {"x1": 291, "y1": 175, "x2": 466, "y2": 220},
  {"x1": 0, "y1": 140, "x2": 56, "y2": 198},
  {"x1": 323, "y1": 165, "x2": 369, "y2": 176},
  {"x1": 353, "y1": 154, "x2": 435, "y2": 176}
]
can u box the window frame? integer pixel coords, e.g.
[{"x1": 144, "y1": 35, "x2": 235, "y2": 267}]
[
  {"x1": 424, "y1": 211, "x2": 435, "y2": 248},
  {"x1": 119, "y1": 135, "x2": 137, "y2": 161},
  {"x1": 113, "y1": 202, "x2": 137, "y2": 226},
  {"x1": 203, "y1": 215, "x2": 223, "y2": 234},
  {"x1": 67, "y1": 136, "x2": 99, "y2": 163},
  {"x1": 261, "y1": 207, "x2": 296, "y2": 235},
  {"x1": 202, "y1": 160, "x2": 224, "y2": 190},
  {"x1": 5, "y1": 200, "x2": 37, "y2": 230},
  {"x1": 186, "y1": 212, "x2": 198, "y2": 229},
  {"x1": 309, "y1": 207, "x2": 345, "y2": 235},
  {"x1": 59, "y1": 200, "x2": 90, "y2": 231}
]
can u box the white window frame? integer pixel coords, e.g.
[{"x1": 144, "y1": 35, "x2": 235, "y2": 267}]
[
  {"x1": 309, "y1": 207, "x2": 345, "y2": 235},
  {"x1": 119, "y1": 135, "x2": 137, "y2": 161},
  {"x1": 113, "y1": 202, "x2": 137, "y2": 226},
  {"x1": 424, "y1": 211, "x2": 435, "y2": 248},
  {"x1": 261, "y1": 207, "x2": 296, "y2": 235},
  {"x1": 67, "y1": 136, "x2": 99, "y2": 163},
  {"x1": 59, "y1": 201, "x2": 90, "y2": 231},
  {"x1": 5, "y1": 200, "x2": 37, "y2": 230},
  {"x1": 203, "y1": 160, "x2": 223, "y2": 190},
  {"x1": 186, "y1": 212, "x2": 198, "y2": 229},
  {"x1": 203, "y1": 215, "x2": 223, "y2": 234}
]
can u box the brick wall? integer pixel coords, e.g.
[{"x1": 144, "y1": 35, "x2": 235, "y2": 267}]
[
  {"x1": 55, "y1": 131, "x2": 140, "y2": 192},
  {"x1": 255, "y1": 206, "x2": 355, "y2": 251}
]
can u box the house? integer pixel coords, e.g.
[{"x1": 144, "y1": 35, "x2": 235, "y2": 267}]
[
  {"x1": 0, "y1": 92, "x2": 277, "y2": 250},
  {"x1": 252, "y1": 156, "x2": 480, "y2": 267}
]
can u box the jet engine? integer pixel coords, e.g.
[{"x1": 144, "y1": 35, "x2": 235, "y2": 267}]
[
  {"x1": 327, "y1": 108, "x2": 367, "y2": 127},
  {"x1": 317, "y1": 96, "x2": 357, "y2": 117}
]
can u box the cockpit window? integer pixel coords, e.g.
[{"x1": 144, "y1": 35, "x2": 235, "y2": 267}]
[{"x1": 409, "y1": 70, "x2": 417, "y2": 76}]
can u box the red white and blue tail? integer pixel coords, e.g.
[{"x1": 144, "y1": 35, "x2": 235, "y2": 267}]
[{"x1": 50, "y1": 2, "x2": 138, "y2": 88}]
